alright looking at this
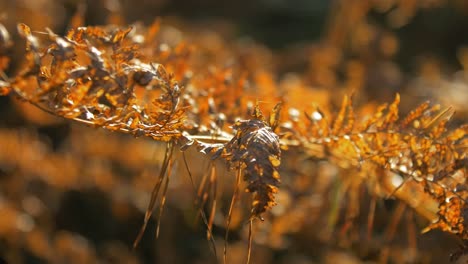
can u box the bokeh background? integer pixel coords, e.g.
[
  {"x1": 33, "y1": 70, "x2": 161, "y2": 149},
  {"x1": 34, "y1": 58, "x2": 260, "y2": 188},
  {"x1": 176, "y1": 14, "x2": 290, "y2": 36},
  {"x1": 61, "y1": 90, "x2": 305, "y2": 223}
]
[{"x1": 0, "y1": 0, "x2": 467, "y2": 263}]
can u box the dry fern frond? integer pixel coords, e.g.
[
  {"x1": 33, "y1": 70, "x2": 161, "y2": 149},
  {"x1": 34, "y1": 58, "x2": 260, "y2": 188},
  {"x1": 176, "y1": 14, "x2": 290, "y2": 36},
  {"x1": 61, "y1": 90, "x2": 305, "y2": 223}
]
[
  {"x1": 222, "y1": 118, "x2": 281, "y2": 218},
  {"x1": 282, "y1": 93, "x2": 467, "y2": 241},
  {"x1": 1, "y1": 17, "x2": 467, "y2": 263},
  {"x1": 5, "y1": 24, "x2": 186, "y2": 141}
]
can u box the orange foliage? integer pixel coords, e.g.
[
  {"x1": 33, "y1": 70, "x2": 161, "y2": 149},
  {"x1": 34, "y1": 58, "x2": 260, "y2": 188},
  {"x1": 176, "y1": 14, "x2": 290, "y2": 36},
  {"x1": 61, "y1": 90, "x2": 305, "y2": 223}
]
[{"x1": 0, "y1": 1, "x2": 467, "y2": 263}]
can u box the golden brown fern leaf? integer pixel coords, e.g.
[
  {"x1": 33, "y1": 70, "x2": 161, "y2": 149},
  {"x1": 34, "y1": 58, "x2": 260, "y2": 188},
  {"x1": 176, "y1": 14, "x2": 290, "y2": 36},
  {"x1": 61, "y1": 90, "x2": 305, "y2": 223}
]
[
  {"x1": 222, "y1": 118, "x2": 281, "y2": 218},
  {"x1": 5, "y1": 24, "x2": 185, "y2": 141},
  {"x1": 182, "y1": 102, "x2": 283, "y2": 218},
  {"x1": 283, "y1": 94, "x2": 467, "y2": 240}
]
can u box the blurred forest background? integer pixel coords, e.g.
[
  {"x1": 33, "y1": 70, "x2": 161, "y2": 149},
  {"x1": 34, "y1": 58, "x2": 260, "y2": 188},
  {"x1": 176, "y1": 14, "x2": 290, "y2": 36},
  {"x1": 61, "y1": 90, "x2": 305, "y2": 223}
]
[{"x1": 0, "y1": 0, "x2": 467, "y2": 263}]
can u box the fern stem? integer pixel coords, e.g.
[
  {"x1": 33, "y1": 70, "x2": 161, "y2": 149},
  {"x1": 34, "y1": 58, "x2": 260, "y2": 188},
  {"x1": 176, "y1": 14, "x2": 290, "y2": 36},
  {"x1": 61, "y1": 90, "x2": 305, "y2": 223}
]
[{"x1": 224, "y1": 164, "x2": 242, "y2": 264}]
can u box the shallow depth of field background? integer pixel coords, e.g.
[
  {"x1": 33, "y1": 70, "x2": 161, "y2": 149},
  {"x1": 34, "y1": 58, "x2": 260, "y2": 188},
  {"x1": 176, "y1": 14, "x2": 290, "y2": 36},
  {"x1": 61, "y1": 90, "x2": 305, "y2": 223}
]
[{"x1": 0, "y1": 0, "x2": 467, "y2": 263}]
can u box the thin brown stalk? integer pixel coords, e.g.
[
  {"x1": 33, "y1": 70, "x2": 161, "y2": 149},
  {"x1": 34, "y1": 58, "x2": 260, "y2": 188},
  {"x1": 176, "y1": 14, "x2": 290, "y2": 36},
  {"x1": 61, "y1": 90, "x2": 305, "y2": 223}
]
[
  {"x1": 379, "y1": 202, "x2": 406, "y2": 264},
  {"x1": 247, "y1": 219, "x2": 253, "y2": 264},
  {"x1": 133, "y1": 141, "x2": 173, "y2": 249},
  {"x1": 155, "y1": 147, "x2": 174, "y2": 239},
  {"x1": 207, "y1": 165, "x2": 217, "y2": 240},
  {"x1": 224, "y1": 164, "x2": 242, "y2": 264},
  {"x1": 366, "y1": 195, "x2": 376, "y2": 242},
  {"x1": 182, "y1": 152, "x2": 217, "y2": 259}
]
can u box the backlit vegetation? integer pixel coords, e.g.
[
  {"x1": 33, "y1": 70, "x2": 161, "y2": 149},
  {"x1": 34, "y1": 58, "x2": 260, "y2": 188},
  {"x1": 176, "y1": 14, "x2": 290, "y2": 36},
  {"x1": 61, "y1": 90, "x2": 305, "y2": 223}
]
[{"x1": 0, "y1": 1, "x2": 467, "y2": 263}]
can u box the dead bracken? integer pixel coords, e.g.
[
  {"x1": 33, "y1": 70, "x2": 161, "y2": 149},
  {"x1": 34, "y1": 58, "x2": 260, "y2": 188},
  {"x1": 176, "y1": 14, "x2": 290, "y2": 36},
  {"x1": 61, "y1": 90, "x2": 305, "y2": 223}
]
[{"x1": 0, "y1": 2, "x2": 467, "y2": 263}]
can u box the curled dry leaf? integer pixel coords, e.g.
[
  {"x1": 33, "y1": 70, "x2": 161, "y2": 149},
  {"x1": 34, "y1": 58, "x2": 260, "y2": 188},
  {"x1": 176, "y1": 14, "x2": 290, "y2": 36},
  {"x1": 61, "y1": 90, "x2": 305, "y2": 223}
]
[{"x1": 222, "y1": 119, "x2": 281, "y2": 218}]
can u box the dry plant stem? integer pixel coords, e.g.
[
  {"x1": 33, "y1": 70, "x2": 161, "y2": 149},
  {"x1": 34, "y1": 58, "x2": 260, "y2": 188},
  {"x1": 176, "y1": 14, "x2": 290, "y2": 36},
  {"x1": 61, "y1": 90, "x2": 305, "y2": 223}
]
[
  {"x1": 207, "y1": 165, "x2": 218, "y2": 241},
  {"x1": 386, "y1": 175, "x2": 412, "y2": 200},
  {"x1": 155, "y1": 152, "x2": 174, "y2": 239},
  {"x1": 367, "y1": 195, "x2": 377, "y2": 242},
  {"x1": 224, "y1": 164, "x2": 242, "y2": 264},
  {"x1": 12, "y1": 93, "x2": 183, "y2": 139},
  {"x1": 327, "y1": 179, "x2": 346, "y2": 234},
  {"x1": 197, "y1": 164, "x2": 211, "y2": 211},
  {"x1": 384, "y1": 169, "x2": 447, "y2": 222},
  {"x1": 190, "y1": 160, "x2": 215, "y2": 239},
  {"x1": 247, "y1": 219, "x2": 253, "y2": 264},
  {"x1": 133, "y1": 141, "x2": 174, "y2": 249},
  {"x1": 379, "y1": 202, "x2": 407, "y2": 264},
  {"x1": 406, "y1": 211, "x2": 418, "y2": 261},
  {"x1": 182, "y1": 152, "x2": 217, "y2": 259}
]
